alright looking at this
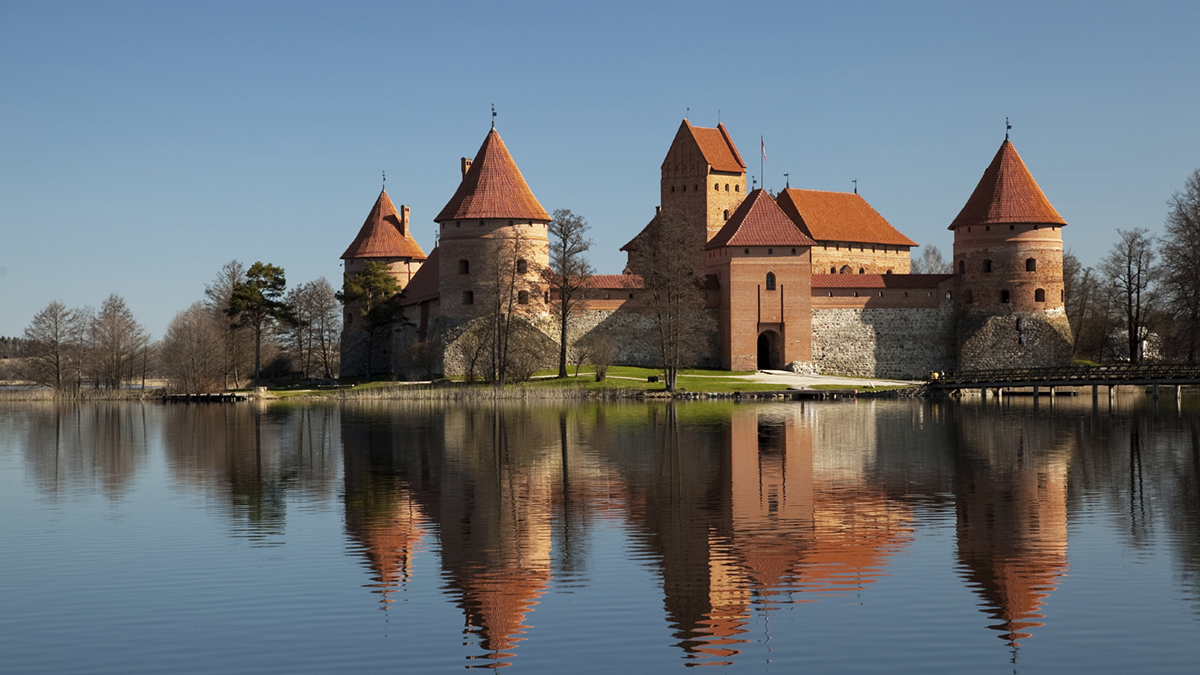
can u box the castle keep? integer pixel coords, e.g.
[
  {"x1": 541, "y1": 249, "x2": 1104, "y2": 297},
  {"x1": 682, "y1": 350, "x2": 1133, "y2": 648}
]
[{"x1": 339, "y1": 121, "x2": 1073, "y2": 378}]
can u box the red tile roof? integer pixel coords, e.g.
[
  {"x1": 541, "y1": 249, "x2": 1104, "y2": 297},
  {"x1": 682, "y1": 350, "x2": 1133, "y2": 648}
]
[
  {"x1": 776, "y1": 189, "x2": 917, "y2": 247},
  {"x1": 398, "y1": 246, "x2": 439, "y2": 305},
  {"x1": 949, "y1": 140, "x2": 1066, "y2": 230},
  {"x1": 811, "y1": 273, "x2": 954, "y2": 289},
  {"x1": 434, "y1": 129, "x2": 551, "y2": 223},
  {"x1": 583, "y1": 274, "x2": 643, "y2": 289},
  {"x1": 341, "y1": 189, "x2": 427, "y2": 260},
  {"x1": 686, "y1": 121, "x2": 746, "y2": 173},
  {"x1": 706, "y1": 189, "x2": 817, "y2": 249}
]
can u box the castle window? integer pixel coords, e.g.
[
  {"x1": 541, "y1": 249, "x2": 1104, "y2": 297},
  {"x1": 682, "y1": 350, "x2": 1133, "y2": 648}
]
[
  {"x1": 1010, "y1": 225, "x2": 1015, "y2": 230},
  {"x1": 604, "y1": 293, "x2": 610, "y2": 299},
  {"x1": 745, "y1": 248, "x2": 750, "y2": 255},
  {"x1": 629, "y1": 293, "x2": 635, "y2": 299},
  {"x1": 965, "y1": 290, "x2": 974, "y2": 303},
  {"x1": 734, "y1": 185, "x2": 739, "y2": 192},
  {"x1": 714, "y1": 183, "x2": 719, "y2": 191},
  {"x1": 1000, "y1": 289, "x2": 1011, "y2": 303},
  {"x1": 1035, "y1": 288, "x2": 1046, "y2": 302},
  {"x1": 958, "y1": 260, "x2": 965, "y2": 274},
  {"x1": 983, "y1": 259, "x2": 993, "y2": 273},
  {"x1": 458, "y1": 259, "x2": 470, "y2": 275},
  {"x1": 858, "y1": 268, "x2": 865, "y2": 274},
  {"x1": 854, "y1": 291, "x2": 859, "y2": 297},
  {"x1": 671, "y1": 185, "x2": 675, "y2": 193},
  {"x1": 765, "y1": 272, "x2": 776, "y2": 290},
  {"x1": 879, "y1": 291, "x2": 884, "y2": 297},
  {"x1": 508, "y1": 220, "x2": 514, "y2": 226},
  {"x1": 886, "y1": 269, "x2": 892, "y2": 274},
  {"x1": 1061, "y1": 289, "x2": 1065, "y2": 302},
  {"x1": 517, "y1": 259, "x2": 528, "y2": 274},
  {"x1": 768, "y1": 248, "x2": 773, "y2": 255},
  {"x1": 791, "y1": 248, "x2": 796, "y2": 254},
  {"x1": 463, "y1": 290, "x2": 474, "y2": 305},
  {"x1": 456, "y1": 221, "x2": 461, "y2": 227},
  {"x1": 724, "y1": 209, "x2": 729, "y2": 220},
  {"x1": 518, "y1": 290, "x2": 529, "y2": 305},
  {"x1": 694, "y1": 184, "x2": 699, "y2": 191},
  {"x1": 725, "y1": 184, "x2": 730, "y2": 191},
  {"x1": 831, "y1": 267, "x2": 836, "y2": 273},
  {"x1": 828, "y1": 291, "x2": 833, "y2": 297},
  {"x1": 682, "y1": 184, "x2": 686, "y2": 192},
  {"x1": 1026, "y1": 258, "x2": 1037, "y2": 272},
  {"x1": 480, "y1": 220, "x2": 485, "y2": 226}
]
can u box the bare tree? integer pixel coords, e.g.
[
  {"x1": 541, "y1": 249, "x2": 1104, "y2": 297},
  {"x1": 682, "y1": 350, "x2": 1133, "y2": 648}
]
[
  {"x1": 481, "y1": 227, "x2": 542, "y2": 386},
  {"x1": 626, "y1": 208, "x2": 709, "y2": 390},
  {"x1": 1099, "y1": 228, "x2": 1158, "y2": 364},
  {"x1": 1158, "y1": 169, "x2": 1200, "y2": 360},
  {"x1": 545, "y1": 209, "x2": 594, "y2": 378},
  {"x1": 19, "y1": 301, "x2": 85, "y2": 391},
  {"x1": 161, "y1": 302, "x2": 224, "y2": 392},
  {"x1": 911, "y1": 245, "x2": 953, "y2": 274},
  {"x1": 307, "y1": 278, "x2": 341, "y2": 378},
  {"x1": 89, "y1": 294, "x2": 148, "y2": 389},
  {"x1": 205, "y1": 261, "x2": 254, "y2": 388}
]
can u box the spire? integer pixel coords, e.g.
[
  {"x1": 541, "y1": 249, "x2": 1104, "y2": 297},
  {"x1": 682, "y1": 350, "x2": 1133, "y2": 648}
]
[
  {"x1": 948, "y1": 139, "x2": 1067, "y2": 231},
  {"x1": 341, "y1": 190, "x2": 427, "y2": 260},
  {"x1": 434, "y1": 128, "x2": 550, "y2": 222}
]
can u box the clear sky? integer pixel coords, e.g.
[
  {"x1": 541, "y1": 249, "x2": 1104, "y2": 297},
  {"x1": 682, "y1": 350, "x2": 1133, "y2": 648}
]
[{"x1": 2, "y1": 1, "x2": 1198, "y2": 339}]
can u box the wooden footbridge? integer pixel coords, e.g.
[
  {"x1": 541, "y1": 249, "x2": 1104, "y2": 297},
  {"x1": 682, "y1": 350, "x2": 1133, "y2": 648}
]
[{"x1": 930, "y1": 364, "x2": 1200, "y2": 401}]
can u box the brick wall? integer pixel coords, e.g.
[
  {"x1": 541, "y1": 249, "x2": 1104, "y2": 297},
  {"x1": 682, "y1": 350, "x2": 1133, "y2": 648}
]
[{"x1": 811, "y1": 244, "x2": 912, "y2": 275}]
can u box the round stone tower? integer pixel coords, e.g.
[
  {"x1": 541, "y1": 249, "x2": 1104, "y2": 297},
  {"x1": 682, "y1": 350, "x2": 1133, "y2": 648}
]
[
  {"x1": 950, "y1": 137, "x2": 1073, "y2": 369},
  {"x1": 433, "y1": 127, "x2": 551, "y2": 323}
]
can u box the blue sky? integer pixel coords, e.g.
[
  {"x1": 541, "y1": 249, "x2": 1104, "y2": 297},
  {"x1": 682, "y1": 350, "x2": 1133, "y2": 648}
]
[{"x1": 2, "y1": 1, "x2": 1198, "y2": 338}]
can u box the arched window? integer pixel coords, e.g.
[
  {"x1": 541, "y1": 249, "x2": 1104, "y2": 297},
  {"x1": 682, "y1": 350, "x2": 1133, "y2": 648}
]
[
  {"x1": 1035, "y1": 288, "x2": 1046, "y2": 302},
  {"x1": 508, "y1": 220, "x2": 514, "y2": 226},
  {"x1": 462, "y1": 290, "x2": 474, "y2": 305},
  {"x1": 1026, "y1": 258, "x2": 1037, "y2": 272},
  {"x1": 958, "y1": 260, "x2": 965, "y2": 275},
  {"x1": 458, "y1": 259, "x2": 469, "y2": 275},
  {"x1": 734, "y1": 185, "x2": 739, "y2": 192},
  {"x1": 723, "y1": 209, "x2": 729, "y2": 220},
  {"x1": 768, "y1": 248, "x2": 773, "y2": 255},
  {"x1": 518, "y1": 290, "x2": 529, "y2": 305},
  {"x1": 858, "y1": 268, "x2": 865, "y2": 274},
  {"x1": 965, "y1": 290, "x2": 974, "y2": 303},
  {"x1": 831, "y1": 267, "x2": 836, "y2": 273},
  {"x1": 983, "y1": 259, "x2": 993, "y2": 273},
  {"x1": 516, "y1": 259, "x2": 527, "y2": 274},
  {"x1": 724, "y1": 184, "x2": 730, "y2": 191},
  {"x1": 765, "y1": 272, "x2": 776, "y2": 290},
  {"x1": 714, "y1": 183, "x2": 720, "y2": 191},
  {"x1": 1000, "y1": 289, "x2": 1011, "y2": 303},
  {"x1": 694, "y1": 184, "x2": 699, "y2": 191}
]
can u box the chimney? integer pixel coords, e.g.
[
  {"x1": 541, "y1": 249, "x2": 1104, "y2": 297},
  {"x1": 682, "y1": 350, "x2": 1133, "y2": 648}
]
[
  {"x1": 461, "y1": 157, "x2": 472, "y2": 179},
  {"x1": 400, "y1": 205, "x2": 410, "y2": 236},
  {"x1": 655, "y1": 206, "x2": 661, "y2": 215}
]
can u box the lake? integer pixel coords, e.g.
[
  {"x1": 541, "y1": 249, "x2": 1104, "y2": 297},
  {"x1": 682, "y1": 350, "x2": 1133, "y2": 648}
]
[{"x1": 2, "y1": 395, "x2": 1199, "y2": 673}]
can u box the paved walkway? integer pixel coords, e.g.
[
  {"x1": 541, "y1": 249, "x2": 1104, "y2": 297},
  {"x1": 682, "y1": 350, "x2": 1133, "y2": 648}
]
[{"x1": 744, "y1": 370, "x2": 920, "y2": 390}]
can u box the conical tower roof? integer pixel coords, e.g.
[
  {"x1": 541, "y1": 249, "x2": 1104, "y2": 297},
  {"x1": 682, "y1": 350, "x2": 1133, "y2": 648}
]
[
  {"x1": 434, "y1": 129, "x2": 550, "y2": 223},
  {"x1": 706, "y1": 188, "x2": 816, "y2": 249},
  {"x1": 341, "y1": 189, "x2": 427, "y2": 260},
  {"x1": 949, "y1": 140, "x2": 1066, "y2": 230}
]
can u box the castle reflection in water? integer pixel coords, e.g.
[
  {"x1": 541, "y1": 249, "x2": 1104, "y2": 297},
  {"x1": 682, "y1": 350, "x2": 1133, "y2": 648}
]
[{"x1": 16, "y1": 398, "x2": 1200, "y2": 668}]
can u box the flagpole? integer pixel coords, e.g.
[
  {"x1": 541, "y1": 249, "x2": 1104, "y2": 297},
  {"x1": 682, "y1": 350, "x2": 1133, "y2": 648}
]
[{"x1": 760, "y1": 136, "x2": 764, "y2": 192}]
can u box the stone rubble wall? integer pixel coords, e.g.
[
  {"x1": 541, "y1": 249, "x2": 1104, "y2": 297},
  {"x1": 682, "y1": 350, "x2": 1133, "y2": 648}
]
[
  {"x1": 957, "y1": 308, "x2": 1074, "y2": 371},
  {"x1": 810, "y1": 302, "x2": 957, "y2": 378}
]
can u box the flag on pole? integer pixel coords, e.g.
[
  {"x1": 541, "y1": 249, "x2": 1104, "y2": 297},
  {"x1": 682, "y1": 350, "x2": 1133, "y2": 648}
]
[{"x1": 761, "y1": 137, "x2": 767, "y2": 162}]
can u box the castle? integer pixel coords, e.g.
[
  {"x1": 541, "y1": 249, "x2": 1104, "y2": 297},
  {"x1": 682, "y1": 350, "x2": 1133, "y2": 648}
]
[{"x1": 339, "y1": 120, "x2": 1074, "y2": 378}]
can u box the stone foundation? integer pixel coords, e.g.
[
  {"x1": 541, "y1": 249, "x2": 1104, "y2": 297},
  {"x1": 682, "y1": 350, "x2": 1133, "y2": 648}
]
[
  {"x1": 957, "y1": 309, "x2": 1073, "y2": 370},
  {"x1": 811, "y1": 302, "x2": 957, "y2": 378}
]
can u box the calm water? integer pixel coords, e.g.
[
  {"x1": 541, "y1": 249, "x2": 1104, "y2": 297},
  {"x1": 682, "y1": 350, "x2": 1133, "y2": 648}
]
[{"x1": 3, "y1": 396, "x2": 1200, "y2": 673}]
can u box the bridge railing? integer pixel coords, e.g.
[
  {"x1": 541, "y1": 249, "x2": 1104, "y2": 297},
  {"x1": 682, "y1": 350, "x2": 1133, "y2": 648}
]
[{"x1": 934, "y1": 364, "x2": 1200, "y2": 386}]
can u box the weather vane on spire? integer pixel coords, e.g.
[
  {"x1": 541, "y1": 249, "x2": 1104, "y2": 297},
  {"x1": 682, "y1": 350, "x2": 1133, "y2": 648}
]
[
  {"x1": 1006, "y1": 117, "x2": 1011, "y2": 140},
  {"x1": 852, "y1": 178, "x2": 858, "y2": 195},
  {"x1": 784, "y1": 172, "x2": 790, "y2": 189},
  {"x1": 492, "y1": 104, "x2": 496, "y2": 129},
  {"x1": 382, "y1": 170, "x2": 386, "y2": 191}
]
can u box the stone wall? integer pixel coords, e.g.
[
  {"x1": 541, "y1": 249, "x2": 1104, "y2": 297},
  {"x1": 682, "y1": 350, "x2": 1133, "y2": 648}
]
[
  {"x1": 811, "y1": 302, "x2": 957, "y2": 378},
  {"x1": 957, "y1": 309, "x2": 1073, "y2": 371}
]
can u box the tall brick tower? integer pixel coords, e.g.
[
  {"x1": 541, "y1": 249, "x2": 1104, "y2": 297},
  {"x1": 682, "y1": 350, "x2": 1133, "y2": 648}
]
[
  {"x1": 660, "y1": 120, "x2": 748, "y2": 250},
  {"x1": 950, "y1": 138, "x2": 1073, "y2": 369},
  {"x1": 433, "y1": 127, "x2": 551, "y2": 323},
  {"x1": 339, "y1": 188, "x2": 428, "y2": 377}
]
